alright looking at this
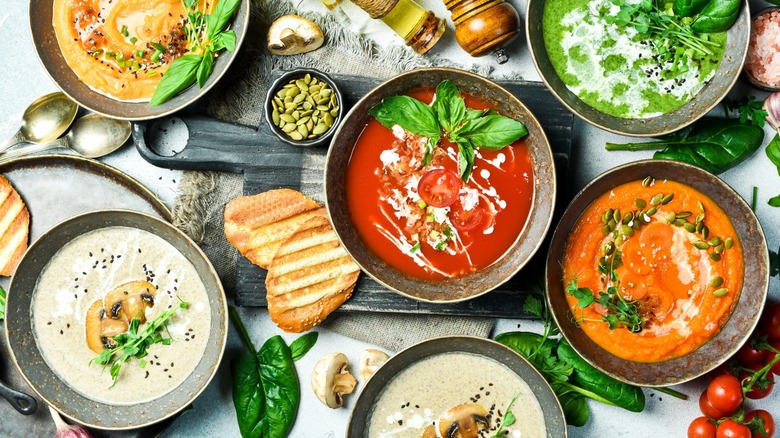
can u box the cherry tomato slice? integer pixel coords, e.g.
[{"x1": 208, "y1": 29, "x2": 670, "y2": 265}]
[
  {"x1": 698, "y1": 389, "x2": 735, "y2": 420},
  {"x1": 707, "y1": 374, "x2": 743, "y2": 413},
  {"x1": 688, "y1": 416, "x2": 716, "y2": 438},
  {"x1": 448, "y1": 194, "x2": 494, "y2": 232},
  {"x1": 760, "y1": 302, "x2": 780, "y2": 340},
  {"x1": 715, "y1": 420, "x2": 751, "y2": 438},
  {"x1": 417, "y1": 168, "x2": 462, "y2": 208},
  {"x1": 745, "y1": 410, "x2": 775, "y2": 438}
]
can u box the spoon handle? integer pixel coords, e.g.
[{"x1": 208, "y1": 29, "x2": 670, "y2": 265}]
[
  {"x1": 0, "y1": 130, "x2": 25, "y2": 153},
  {"x1": 0, "y1": 380, "x2": 38, "y2": 415},
  {"x1": 0, "y1": 138, "x2": 66, "y2": 164}
]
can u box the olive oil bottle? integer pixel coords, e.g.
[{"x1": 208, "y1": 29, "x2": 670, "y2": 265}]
[{"x1": 321, "y1": 0, "x2": 446, "y2": 54}]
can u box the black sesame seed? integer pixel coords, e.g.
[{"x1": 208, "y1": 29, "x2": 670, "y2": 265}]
[
  {"x1": 47, "y1": 322, "x2": 52, "y2": 325},
  {"x1": 60, "y1": 330, "x2": 63, "y2": 335},
  {"x1": 145, "y1": 371, "x2": 149, "y2": 378}
]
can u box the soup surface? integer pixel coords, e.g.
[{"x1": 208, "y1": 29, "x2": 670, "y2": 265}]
[
  {"x1": 543, "y1": 0, "x2": 726, "y2": 118},
  {"x1": 32, "y1": 226, "x2": 211, "y2": 405},
  {"x1": 367, "y1": 352, "x2": 546, "y2": 438},
  {"x1": 562, "y1": 179, "x2": 743, "y2": 362},
  {"x1": 346, "y1": 89, "x2": 534, "y2": 281}
]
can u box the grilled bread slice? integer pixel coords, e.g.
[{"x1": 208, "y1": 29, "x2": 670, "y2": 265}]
[
  {"x1": 266, "y1": 215, "x2": 360, "y2": 332},
  {"x1": 224, "y1": 189, "x2": 326, "y2": 269},
  {"x1": 0, "y1": 175, "x2": 29, "y2": 276}
]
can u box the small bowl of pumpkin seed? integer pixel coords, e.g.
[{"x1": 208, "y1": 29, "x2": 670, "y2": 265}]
[{"x1": 265, "y1": 68, "x2": 342, "y2": 147}]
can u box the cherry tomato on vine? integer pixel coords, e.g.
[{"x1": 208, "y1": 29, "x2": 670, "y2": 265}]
[
  {"x1": 735, "y1": 340, "x2": 767, "y2": 365},
  {"x1": 699, "y1": 390, "x2": 735, "y2": 420},
  {"x1": 417, "y1": 168, "x2": 461, "y2": 208},
  {"x1": 707, "y1": 374, "x2": 743, "y2": 413},
  {"x1": 740, "y1": 363, "x2": 774, "y2": 400},
  {"x1": 688, "y1": 416, "x2": 716, "y2": 438},
  {"x1": 745, "y1": 410, "x2": 775, "y2": 438},
  {"x1": 762, "y1": 339, "x2": 780, "y2": 376},
  {"x1": 760, "y1": 303, "x2": 780, "y2": 340},
  {"x1": 715, "y1": 420, "x2": 751, "y2": 438}
]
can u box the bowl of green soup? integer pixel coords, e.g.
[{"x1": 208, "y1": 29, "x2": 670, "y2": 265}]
[{"x1": 528, "y1": 0, "x2": 750, "y2": 136}]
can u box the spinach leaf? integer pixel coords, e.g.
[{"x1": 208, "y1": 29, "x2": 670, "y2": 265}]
[
  {"x1": 450, "y1": 115, "x2": 528, "y2": 151},
  {"x1": 691, "y1": 0, "x2": 740, "y2": 33},
  {"x1": 150, "y1": 54, "x2": 202, "y2": 106},
  {"x1": 771, "y1": 248, "x2": 779, "y2": 277},
  {"x1": 196, "y1": 51, "x2": 214, "y2": 88},
  {"x1": 552, "y1": 383, "x2": 590, "y2": 427},
  {"x1": 0, "y1": 285, "x2": 5, "y2": 320},
  {"x1": 289, "y1": 332, "x2": 318, "y2": 361},
  {"x1": 769, "y1": 195, "x2": 780, "y2": 207},
  {"x1": 766, "y1": 134, "x2": 780, "y2": 177},
  {"x1": 207, "y1": 0, "x2": 242, "y2": 40},
  {"x1": 673, "y1": 0, "x2": 712, "y2": 17},
  {"x1": 433, "y1": 80, "x2": 466, "y2": 132},
  {"x1": 369, "y1": 96, "x2": 441, "y2": 139},
  {"x1": 232, "y1": 354, "x2": 265, "y2": 438},
  {"x1": 605, "y1": 119, "x2": 764, "y2": 174},
  {"x1": 557, "y1": 341, "x2": 645, "y2": 412}
]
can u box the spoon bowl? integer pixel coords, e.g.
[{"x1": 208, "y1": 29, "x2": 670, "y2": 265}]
[{"x1": 0, "y1": 92, "x2": 78, "y2": 152}]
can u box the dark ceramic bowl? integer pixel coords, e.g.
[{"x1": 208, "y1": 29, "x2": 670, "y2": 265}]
[
  {"x1": 265, "y1": 68, "x2": 344, "y2": 148},
  {"x1": 546, "y1": 160, "x2": 769, "y2": 386},
  {"x1": 29, "y1": 0, "x2": 249, "y2": 120},
  {"x1": 526, "y1": 0, "x2": 750, "y2": 136},
  {"x1": 324, "y1": 67, "x2": 556, "y2": 303},
  {"x1": 347, "y1": 336, "x2": 567, "y2": 437},
  {"x1": 5, "y1": 210, "x2": 228, "y2": 429}
]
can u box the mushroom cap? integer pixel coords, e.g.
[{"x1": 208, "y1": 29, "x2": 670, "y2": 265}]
[
  {"x1": 438, "y1": 403, "x2": 490, "y2": 438},
  {"x1": 311, "y1": 352, "x2": 357, "y2": 408},
  {"x1": 267, "y1": 15, "x2": 325, "y2": 55},
  {"x1": 359, "y1": 349, "x2": 389, "y2": 383}
]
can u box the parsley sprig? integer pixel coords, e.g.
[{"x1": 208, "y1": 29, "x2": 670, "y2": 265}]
[
  {"x1": 723, "y1": 96, "x2": 768, "y2": 127},
  {"x1": 92, "y1": 300, "x2": 188, "y2": 387}
]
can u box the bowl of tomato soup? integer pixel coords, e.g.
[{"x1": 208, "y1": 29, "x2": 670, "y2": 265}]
[
  {"x1": 325, "y1": 68, "x2": 556, "y2": 302},
  {"x1": 546, "y1": 160, "x2": 768, "y2": 386}
]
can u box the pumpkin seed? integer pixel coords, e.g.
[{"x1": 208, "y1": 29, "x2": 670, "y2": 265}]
[
  {"x1": 620, "y1": 225, "x2": 634, "y2": 237},
  {"x1": 273, "y1": 74, "x2": 339, "y2": 141},
  {"x1": 615, "y1": 234, "x2": 625, "y2": 246},
  {"x1": 697, "y1": 200, "x2": 705, "y2": 212},
  {"x1": 312, "y1": 123, "x2": 329, "y2": 135},
  {"x1": 607, "y1": 219, "x2": 617, "y2": 231},
  {"x1": 714, "y1": 244, "x2": 724, "y2": 254},
  {"x1": 290, "y1": 131, "x2": 304, "y2": 141},
  {"x1": 306, "y1": 120, "x2": 314, "y2": 131},
  {"x1": 304, "y1": 73, "x2": 311, "y2": 84},
  {"x1": 295, "y1": 79, "x2": 308, "y2": 91},
  {"x1": 642, "y1": 176, "x2": 654, "y2": 187},
  {"x1": 601, "y1": 225, "x2": 611, "y2": 236},
  {"x1": 695, "y1": 222, "x2": 704, "y2": 233},
  {"x1": 282, "y1": 123, "x2": 297, "y2": 133},
  {"x1": 297, "y1": 125, "x2": 309, "y2": 137},
  {"x1": 673, "y1": 219, "x2": 686, "y2": 227},
  {"x1": 317, "y1": 104, "x2": 330, "y2": 111},
  {"x1": 330, "y1": 108, "x2": 339, "y2": 117},
  {"x1": 632, "y1": 220, "x2": 641, "y2": 230},
  {"x1": 651, "y1": 193, "x2": 663, "y2": 205},
  {"x1": 602, "y1": 209, "x2": 614, "y2": 224},
  {"x1": 604, "y1": 242, "x2": 615, "y2": 255},
  {"x1": 712, "y1": 288, "x2": 728, "y2": 298},
  {"x1": 296, "y1": 116, "x2": 310, "y2": 125},
  {"x1": 323, "y1": 113, "x2": 334, "y2": 127},
  {"x1": 634, "y1": 199, "x2": 647, "y2": 209},
  {"x1": 272, "y1": 110, "x2": 280, "y2": 125},
  {"x1": 661, "y1": 193, "x2": 675, "y2": 205},
  {"x1": 676, "y1": 211, "x2": 692, "y2": 219},
  {"x1": 622, "y1": 212, "x2": 634, "y2": 224},
  {"x1": 683, "y1": 223, "x2": 696, "y2": 233},
  {"x1": 293, "y1": 94, "x2": 306, "y2": 105},
  {"x1": 696, "y1": 213, "x2": 705, "y2": 224},
  {"x1": 724, "y1": 238, "x2": 733, "y2": 250},
  {"x1": 701, "y1": 225, "x2": 709, "y2": 240},
  {"x1": 665, "y1": 212, "x2": 676, "y2": 223},
  {"x1": 646, "y1": 206, "x2": 658, "y2": 217},
  {"x1": 710, "y1": 276, "x2": 724, "y2": 288},
  {"x1": 280, "y1": 114, "x2": 295, "y2": 123},
  {"x1": 303, "y1": 101, "x2": 313, "y2": 111},
  {"x1": 708, "y1": 237, "x2": 722, "y2": 247},
  {"x1": 710, "y1": 253, "x2": 721, "y2": 261},
  {"x1": 613, "y1": 209, "x2": 621, "y2": 223},
  {"x1": 693, "y1": 240, "x2": 710, "y2": 250},
  {"x1": 286, "y1": 86, "x2": 300, "y2": 98}
]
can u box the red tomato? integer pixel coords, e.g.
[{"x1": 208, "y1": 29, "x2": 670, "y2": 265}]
[
  {"x1": 740, "y1": 363, "x2": 775, "y2": 400},
  {"x1": 760, "y1": 303, "x2": 780, "y2": 340},
  {"x1": 707, "y1": 375, "x2": 743, "y2": 412},
  {"x1": 448, "y1": 194, "x2": 494, "y2": 232},
  {"x1": 688, "y1": 416, "x2": 717, "y2": 438},
  {"x1": 699, "y1": 390, "x2": 735, "y2": 420},
  {"x1": 417, "y1": 168, "x2": 461, "y2": 208},
  {"x1": 763, "y1": 339, "x2": 780, "y2": 376},
  {"x1": 745, "y1": 409, "x2": 775, "y2": 438},
  {"x1": 716, "y1": 420, "x2": 751, "y2": 438},
  {"x1": 735, "y1": 340, "x2": 767, "y2": 365}
]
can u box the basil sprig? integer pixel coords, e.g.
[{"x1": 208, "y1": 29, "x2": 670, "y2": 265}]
[
  {"x1": 368, "y1": 80, "x2": 528, "y2": 181},
  {"x1": 149, "y1": 0, "x2": 242, "y2": 106}
]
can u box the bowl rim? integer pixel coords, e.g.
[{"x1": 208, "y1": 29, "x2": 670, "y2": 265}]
[
  {"x1": 323, "y1": 66, "x2": 557, "y2": 303},
  {"x1": 743, "y1": 6, "x2": 780, "y2": 92},
  {"x1": 526, "y1": 0, "x2": 751, "y2": 137},
  {"x1": 263, "y1": 67, "x2": 344, "y2": 147},
  {"x1": 345, "y1": 335, "x2": 568, "y2": 438},
  {"x1": 4, "y1": 209, "x2": 228, "y2": 429},
  {"x1": 545, "y1": 159, "x2": 769, "y2": 386},
  {"x1": 28, "y1": 0, "x2": 250, "y2": 121}
]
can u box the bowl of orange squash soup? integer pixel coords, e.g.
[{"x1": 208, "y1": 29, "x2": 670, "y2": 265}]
[{"x1": 546, "y1": 160, "x2": 768, "y2": 386}]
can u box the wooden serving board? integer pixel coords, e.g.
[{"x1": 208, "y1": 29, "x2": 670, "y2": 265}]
[{"x1": 133, "y1": 74, "x2": 573, "y2": 318}]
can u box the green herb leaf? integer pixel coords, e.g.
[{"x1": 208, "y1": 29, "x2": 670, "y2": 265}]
[
  {"x1": 369, "y1": 96, "x2": 441, "y2": 139},
  {"x1": 231, "y1": 353, "x2": 264, "y2": 438},
  {"x1": 289, "y1": 332, "x2": 318, "y2": 361},
  {"x1": 691, "y1": 0, "x2": 740, "y2": 33},
  {"x1": 673, "y1": 0, "x2": 710, "y2": 17},
  {"x1": 433, "y1": 80, "x2": 466, "y2": 132},
  {"x1": 490, "y1": 393, "x2": 520, "y2": 437},
  {"x1": 456, "y1": 141, "x2": 476, "y2": 181},
  {"x1": 213, "y1": 30, "x2": 237, "y2": 52},
  {"x1": 769, "y1": 194, "x2": 780, "y2": 207},
  {"x1": 150, "y1": 54, "x2": 203, "y2": 106},
  {"x1": 766, "y1": 134, "x2": 780, "y2": 177},
  {"x1": 566, "y1": 280, "x2": 596, "y2": 308},
  {"x1": 207, "y1": 0, "x2": 242, "y2": 41},
  {"x1": 0, "y1": 286, "x2": 5, "y2": 320},
  {"x1": 450, "y1": 115, "x2": 528, "y2": 150},
  {"x1": 196, "y1": 50, "x2": 214, "y2": 88}
]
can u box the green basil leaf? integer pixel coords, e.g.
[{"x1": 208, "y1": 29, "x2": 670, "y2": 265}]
[
  {"x1": 0, "y1": 285, "x2": 5, "y2": 320},
  {"x1": 289, "y1": 332, "x2": 318, "y2": 361},
  {"x1": 213, "y1": 30, "x2": 237, "y2": 52},
  {"x1": 433, "y1": 80, "x2": 466, "y2": 132},
  {"x1": 673, "y1": 0, "x2": 710, "y2": 17},
  {"x1": 456, "y1": 141, "x2": 475, "y2": 181},
  {"x1": 766, "y1": 134, "x2": 780, "y2": 177},
  {"x1": 769, "y1": 194, "x2": 780, "y2": 207},
  {"x1": 690, "y1": 0, "x2": 740, "y2": 33},
  {"x1": 451, "y1": 115, "x2": 528, "y2": 150},
  {"x1": 207, "y1": 0, "x2": 242, "y2": 40},
  {"x1": 257, "y1": 335, "x2": 300, "y2": 438},
  {"x1": 369, "y1": 96, "x2": 441, "y2": 139},
  {"x1": 231, "y1": 354, "x2": 265, "y2": 438},
  {"x1": 196, "y1": 51, "x2": 214, "y2": 88},
  {"x1": 149, "y1": 54, "x2": 202, "y2": 106}
]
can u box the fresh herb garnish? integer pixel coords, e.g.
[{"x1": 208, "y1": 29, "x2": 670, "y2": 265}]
[
  {"x1": 409, "y1": 243, "x2": 421, "y2": 254},
  {"x1": 723, "y1": 96, "x2": 768, "y2": 127},
  {"x1": 289, "y1": 332, "x2": 318, "y2": 362},
  {"x1": 0, "y1": 286, "x2": 5, "y2": 320},
  {"x1": 605, "y1": 118, "x2": 765, "y2": 175},
  {"x1": 766, "y1": 134, "x2": 780, "y2": 207},
  {"x1": 752, "y1": 186, "x2": 759, "y2": 212},
  {"x1": 91, "y1": 300, "x2": 188, "y2": 387},
  {"x1": 229, "y1": 307, "x2": 301, "y2": 438},
  {"x1": 369, "y1": 80, "x2": 527, "y2": 182},
  {"x1": 149, "y1": 0, "x2": 242, "y2": 106},
  {"x1": 490, "y1": 393, "x2": 520, "y2": 438}
]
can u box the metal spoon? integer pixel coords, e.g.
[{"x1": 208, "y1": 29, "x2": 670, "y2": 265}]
[
  {"x1": 0, "y1": 114, "x2": 132, "y2": 163},
  {"x1": 0, "y1": 92, "x2": 78, "y2": 153}
]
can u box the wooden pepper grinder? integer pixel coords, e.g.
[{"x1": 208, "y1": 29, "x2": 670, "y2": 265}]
[
  {"x1": 443, "y1": 0, "x2": 521, "y2": 64},
  {"x1": 350, "y1": 0, "x2": 447, "y2": 54}
]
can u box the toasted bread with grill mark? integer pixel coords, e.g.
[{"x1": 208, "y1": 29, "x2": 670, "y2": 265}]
[
  {"x1": 266, "y1": 215, "x2": 360, "y2": 332},
  {"x1": 224, "y1": 189, "x2": 326, "y2": 269},
  {"x1": 0, "y1": 175, "x2": 29, "y2": 276}
]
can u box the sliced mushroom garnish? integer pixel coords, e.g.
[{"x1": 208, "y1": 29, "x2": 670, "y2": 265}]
[
  {"x1": 311, "y1": 352, "x2": 357, "y2": 408},
  {"x1": 421, "y1": 404, "x2": 490, "y2": 438},
  {"x1": 85, "y1": 300, "x2": 129, "y2": 354},
  {"x1": 267, "y1": 15, "x2": 325, "y2": 55},
  {"x1": 104, "y1": 280, "x2": 157, "y2": 323}
]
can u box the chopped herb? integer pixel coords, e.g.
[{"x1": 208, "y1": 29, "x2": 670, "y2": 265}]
[
  {"x1": 752, "y1": 186, "x2": 758, "y2": 212},
  {"x1": 435, "y1": 240, "x2": 448, "y2": 251},
  {"x1": 120, "y1": 25, "x2": 129, "y2": 37},
  {"x1": 135, "y1": 50, "x2": 144, "y2": 58},
  {"x1": 151, "y1": 42, "x2": 167, "y2": 52},
  {"x1": 151, "y1": 50, "x2": 162, "y2": 63},
  {"x1": 129, "y1": 36, "x2": 138, "y2": 44},
  {"x1": 0, "y1": 286, "x2": 5, "y2": 320},
  {"x1": 91, "y1": 49, "x2": 104, "y2": 58},
  {"x1": 409, "y1": 243, "x2": 421, "y2": 254}
]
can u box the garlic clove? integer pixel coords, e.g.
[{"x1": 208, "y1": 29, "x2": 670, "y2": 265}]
[
  {"x1": 50, "y1": 405, "x2": 93, "y2": 438},
  {"x1": 764, "y1": 92, "x2": 780, "y2": 133}
]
